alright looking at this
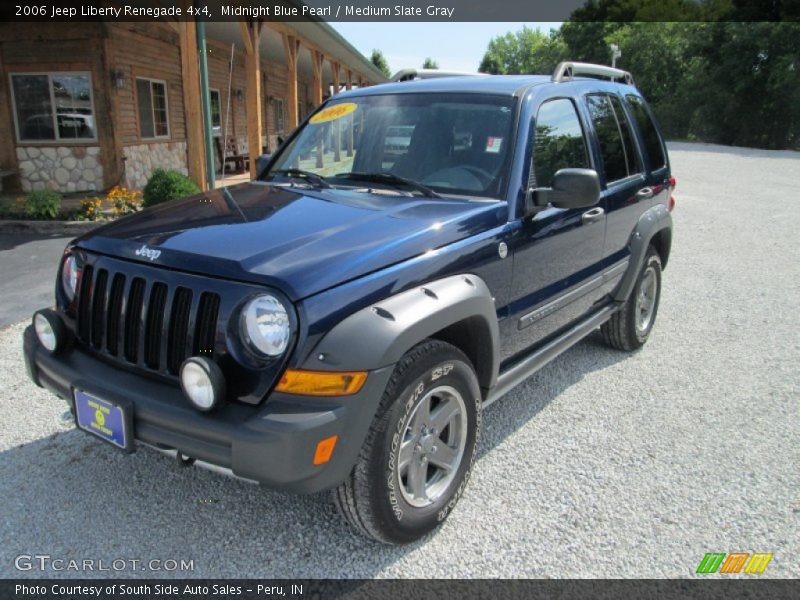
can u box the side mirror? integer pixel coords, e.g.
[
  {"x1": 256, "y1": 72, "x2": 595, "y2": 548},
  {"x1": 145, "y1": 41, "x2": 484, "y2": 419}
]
[
  {"x1": 276, "y1": 135, "x2": 285, "y2": 146},
  {"x1": 529, "y1": 168, "x2": 601, "y2": 212}
]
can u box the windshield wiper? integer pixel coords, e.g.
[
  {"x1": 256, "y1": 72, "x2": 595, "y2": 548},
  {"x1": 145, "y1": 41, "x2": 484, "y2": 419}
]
[
  {"x1": 334, "y1": 172, "x2": 442, "y2": 198},
  {"x1": 271, "y1": 168, "x2": 331, "y2": 188}
]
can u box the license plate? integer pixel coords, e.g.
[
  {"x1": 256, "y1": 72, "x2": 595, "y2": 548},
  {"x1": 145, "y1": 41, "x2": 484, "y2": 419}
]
[{"x1": 74, "y1": 389, "x2": 132, "y2": 451}]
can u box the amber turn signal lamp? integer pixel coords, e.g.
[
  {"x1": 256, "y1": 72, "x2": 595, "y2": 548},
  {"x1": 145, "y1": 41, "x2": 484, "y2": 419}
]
[
  {"x1": 313, "y1": 435, "x2": 338, "y2": 465},
  {"x1": 275, "y1": 369, "x2": 368, "y2": 396}
]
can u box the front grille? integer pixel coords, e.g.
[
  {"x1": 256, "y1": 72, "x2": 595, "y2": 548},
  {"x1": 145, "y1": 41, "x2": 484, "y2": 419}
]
[{"x1": 76, "y1": 264, "x2": 221, "y2": 376}]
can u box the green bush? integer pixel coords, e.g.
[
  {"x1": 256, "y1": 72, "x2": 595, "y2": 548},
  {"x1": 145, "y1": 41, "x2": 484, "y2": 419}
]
[
  {"x1": 24, "y1": 190, "x2": 62, "y2": 220},
  {"x1": 142, "y1": 169, "x2": 200, "y2": 207}
]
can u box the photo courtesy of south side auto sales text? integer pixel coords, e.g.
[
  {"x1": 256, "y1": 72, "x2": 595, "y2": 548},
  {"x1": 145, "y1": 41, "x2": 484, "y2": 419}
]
[
  {"x1": 16, "y1": 584, "x2": 302, "y2": 597},
  {"x1": 29, "y1": 4, "x2": 457, "y2": 19}
]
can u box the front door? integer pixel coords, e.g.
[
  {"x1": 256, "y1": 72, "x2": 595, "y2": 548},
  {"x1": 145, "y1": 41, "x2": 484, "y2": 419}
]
[{"x1": 504, "y1": 97, "x2": 606, "y2": 362}]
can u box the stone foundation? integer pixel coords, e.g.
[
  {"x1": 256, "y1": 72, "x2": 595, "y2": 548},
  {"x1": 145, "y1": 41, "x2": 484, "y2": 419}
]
[
  {"x1": 124, "y1": 141, "x2": 188, "y2": 190},
  {"x1": 15, "y1": 146, "x2": 103, "y2": 193}
]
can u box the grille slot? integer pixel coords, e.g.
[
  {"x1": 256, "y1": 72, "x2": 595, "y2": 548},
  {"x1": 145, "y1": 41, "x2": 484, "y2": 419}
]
[
  {"x1": 123, "y1": 277, "x2": 146, "y2": 363},
  {"x1": 144, "y1": 282, "x2": 167, "y2": 369},
  {"x1": 194, "y1": 292, "x2": 220, "y2": 356},
  {"x1": 105, "y1": 273, "x2": 126, "y2": 356},
  {"x1": 167, "y1": 287, "x2": 193, "y2": 374},
  {"x1": 76, "y1": 264, "x2": 94, "y2": 342},
  {"x1": 90, "y1": 269, "x2": 108, "y2": 349},
  {"x1": 74, "y1": 261, "x2": 222, "y2": 378}
]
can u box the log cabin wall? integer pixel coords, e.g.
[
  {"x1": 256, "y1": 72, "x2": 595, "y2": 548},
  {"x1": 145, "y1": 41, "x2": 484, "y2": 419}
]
[
  {"x1": 0, "y1": 23, "x2": 113, "y2": 193},
  {"x1": 0, "y1": 21, "x2": 382, "y2": 194},
  {"x1": 107, "y1": 23, "x2": 189, "y2": 190}
]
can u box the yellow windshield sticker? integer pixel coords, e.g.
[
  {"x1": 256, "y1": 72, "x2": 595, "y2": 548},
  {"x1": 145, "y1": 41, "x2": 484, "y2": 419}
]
[{"x1": 309, "y1": 103, "x2": 358, "y2": 124}]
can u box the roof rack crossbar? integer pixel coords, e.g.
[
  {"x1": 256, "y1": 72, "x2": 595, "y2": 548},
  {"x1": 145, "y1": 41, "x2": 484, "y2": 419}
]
[{"x1": 552, "y1": 62, "x2": 634, "y2": 85}]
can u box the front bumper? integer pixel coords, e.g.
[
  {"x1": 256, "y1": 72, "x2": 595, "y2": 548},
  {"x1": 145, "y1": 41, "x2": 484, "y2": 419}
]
[{"x1": 23, "y1": 326, "x2": 393, "y2": 493}]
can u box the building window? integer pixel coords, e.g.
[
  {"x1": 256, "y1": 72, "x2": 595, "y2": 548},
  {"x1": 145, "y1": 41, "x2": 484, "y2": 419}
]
[
  {"x1": 274, "y1": 98, "x2": 285, "y2": 132},
  {"x1": 136, "y1": 77, "x2": 170, "y2": 139},
  {"x1": 10, "y1": 72, "x2": 96, "y2": 142},
  {"x1": 210, "y1": 89, "x2": 222, "y2": 129}
]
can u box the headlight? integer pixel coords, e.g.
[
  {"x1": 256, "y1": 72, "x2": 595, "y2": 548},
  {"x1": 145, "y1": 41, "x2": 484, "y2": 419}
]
[
  {"x1": 240, "y1": 294, "x2": 291, "y2": 357},
  {"x1": 61, "y1": 255, "x2": 80, "y2": 302}
]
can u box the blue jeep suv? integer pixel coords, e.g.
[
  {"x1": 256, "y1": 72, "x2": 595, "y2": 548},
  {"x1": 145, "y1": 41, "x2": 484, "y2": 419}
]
[{"x1": 24, "y1": 62, "x2": 675, "y2": 543}]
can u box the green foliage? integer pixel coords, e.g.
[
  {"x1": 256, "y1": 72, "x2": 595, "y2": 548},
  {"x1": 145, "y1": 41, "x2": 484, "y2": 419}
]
[
  {"x1": 422, "y1": 57, "x2": 439, "y2": 69},
  {"x1": 370, "y1": 49, "x2": 391, "y2": 78},
  {"x1": 142, "y1": 169, "x2": 200, "y2": 208},
  {"x1": 479, "y1": 20, "x2": 800, "y2": 150},
  {"x1": 24, "y1": 190, "x2": 62, "y2": 220},
  {"x1": 479, "y1": 26, "x2": 568, "y2": 75}
]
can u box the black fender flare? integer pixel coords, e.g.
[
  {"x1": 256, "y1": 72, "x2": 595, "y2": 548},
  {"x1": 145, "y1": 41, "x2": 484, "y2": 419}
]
[
  {"x1": 613, "y1": 203, "x2": 673, "y2": 303},
  {"x1": 302, "y1": 274, "x2": 500, "y2": 390}
]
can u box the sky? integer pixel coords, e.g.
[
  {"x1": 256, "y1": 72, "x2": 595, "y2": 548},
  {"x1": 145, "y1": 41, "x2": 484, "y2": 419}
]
[{"x1": 330, "y1": 22, "x2": 563, "y2": 75}]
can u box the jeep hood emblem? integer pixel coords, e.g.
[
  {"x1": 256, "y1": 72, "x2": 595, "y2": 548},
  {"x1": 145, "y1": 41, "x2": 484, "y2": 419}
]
[{"x1": 134, "y1": 244, "x2": 161, "y2": 261}]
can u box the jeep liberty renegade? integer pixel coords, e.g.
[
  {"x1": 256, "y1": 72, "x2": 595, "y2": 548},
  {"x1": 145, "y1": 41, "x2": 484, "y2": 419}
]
[{"x1": 25, "y1": 62, "x2": 675, "y2": 543}]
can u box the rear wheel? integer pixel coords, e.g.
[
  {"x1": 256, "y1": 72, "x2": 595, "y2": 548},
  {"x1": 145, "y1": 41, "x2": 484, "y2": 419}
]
[
  {"x1": 333, "y1": 339, "x2": 482, "y2": 544},
  {"x1": 602, "y1": 246, "x2": 662, "y2": 351}
]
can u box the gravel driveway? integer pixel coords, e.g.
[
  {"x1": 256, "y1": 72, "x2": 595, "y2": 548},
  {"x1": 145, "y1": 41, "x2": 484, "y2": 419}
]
[{"x1": 0, "y1": 142, "x2": 797, "y2": 578}]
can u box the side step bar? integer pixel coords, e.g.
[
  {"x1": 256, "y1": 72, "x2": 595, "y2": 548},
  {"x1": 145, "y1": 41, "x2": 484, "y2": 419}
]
[{"x1": 483, "y1": 304, "x2": 618, "y2": 408}]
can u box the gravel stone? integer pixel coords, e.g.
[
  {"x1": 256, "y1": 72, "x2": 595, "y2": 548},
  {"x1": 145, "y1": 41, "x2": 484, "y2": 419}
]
[{"x1": 0, "y1": 142, "x2": 797, "y2": 578}]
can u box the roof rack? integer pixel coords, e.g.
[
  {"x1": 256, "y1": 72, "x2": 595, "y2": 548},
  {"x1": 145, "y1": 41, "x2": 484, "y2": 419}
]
[
  {"x1": 552, "y1": 62, "x2": 634, "y2": 85},
  {"x1": 390, "y1": 68, "x2": 486, "y2": 82}
]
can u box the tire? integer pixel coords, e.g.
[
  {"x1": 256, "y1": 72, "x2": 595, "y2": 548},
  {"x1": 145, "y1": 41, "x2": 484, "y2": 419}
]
[
  {"x1": 333, "y1": 339, "x2": 482, "y2": 544},
  {"x1": 601, "y1": 246, "x2": 663, "y2": 351}
]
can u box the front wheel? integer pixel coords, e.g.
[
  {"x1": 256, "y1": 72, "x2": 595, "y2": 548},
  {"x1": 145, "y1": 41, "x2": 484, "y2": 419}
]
[
  {"x1": 601, "y1": 246, "x2": 663, "y2": 351},
  {"x1": 333, "y1": 340, "x2": 482, "y2": 544}
]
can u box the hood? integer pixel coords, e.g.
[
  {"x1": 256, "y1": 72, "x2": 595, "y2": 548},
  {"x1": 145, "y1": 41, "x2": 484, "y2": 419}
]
[{"x1": 75, "y1": 182, "x2": 507, "y2": 300}]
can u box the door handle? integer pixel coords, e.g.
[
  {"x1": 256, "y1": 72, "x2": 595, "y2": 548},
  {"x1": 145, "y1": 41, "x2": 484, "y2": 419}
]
[
  {"x1": 636, "y1": 187, "x2": 654, "y2": 200},
  {"x1": 581, "y1": 207, "x2": 605, "y2": 225}
]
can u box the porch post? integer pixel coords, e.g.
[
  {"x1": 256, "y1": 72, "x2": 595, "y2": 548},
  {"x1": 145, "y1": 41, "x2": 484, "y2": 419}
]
[
  {"x1": 330, "y1": 60, "x2": 341, "y2": 162},
  {"x1": 310, "y1": 49, "x2": 324, "y2": 168},
  {"x1": 178, "y1": 20, "x2": 208, "y2": 190},
  {"x1": 345, "y1": 69, "x2": 353, "y2": 157},
  {"x1": 240, "y1": 20, "x2": 264, "y2": 179},
  {"x1": 281, "y1": 33, "x2": 300, "y2": 129}
]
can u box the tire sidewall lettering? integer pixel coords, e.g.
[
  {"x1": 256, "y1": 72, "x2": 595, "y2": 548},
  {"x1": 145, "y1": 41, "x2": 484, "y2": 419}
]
[{"x1": 384, "y1": 359, "x2": 480, "y2": 526}]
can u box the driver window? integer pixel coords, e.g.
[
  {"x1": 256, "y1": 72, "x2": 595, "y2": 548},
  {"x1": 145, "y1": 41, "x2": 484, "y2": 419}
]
[{"x1": 533, "y1": 98, "x2": 590, "y2": 188}]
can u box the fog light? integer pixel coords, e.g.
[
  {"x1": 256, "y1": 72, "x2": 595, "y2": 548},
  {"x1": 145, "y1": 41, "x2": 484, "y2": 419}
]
[
  {"x1": 33, "y1": 310, "x2": 65, "y2": 353},
  {"x1": 179, "y1": 356, "x2": 226, "y2": 412}
]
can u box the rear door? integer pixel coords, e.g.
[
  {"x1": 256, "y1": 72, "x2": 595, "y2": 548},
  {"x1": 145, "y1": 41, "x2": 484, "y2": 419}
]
[
  {"x1": 583, "y1": 93, "x2": 650, "y2": 273},
  {"x1": 624, "y1": 94, "x2": 671, "y2": 209}
]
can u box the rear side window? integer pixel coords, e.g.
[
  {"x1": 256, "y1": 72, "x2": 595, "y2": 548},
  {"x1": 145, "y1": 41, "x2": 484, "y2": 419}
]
[
  {"x1": 626, "y1": 95, "x2": 666, "y2": 170},
  {"x1": 532, "y1": 98, "x2": 590, "y2": 188},
  {"x1": 586, "y1": 94, "x2": 641, "y2": 183}
]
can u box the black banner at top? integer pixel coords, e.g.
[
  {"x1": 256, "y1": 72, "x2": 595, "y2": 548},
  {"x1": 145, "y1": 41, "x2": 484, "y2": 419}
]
[{"x1": 1, "y1": 0, "x2": 798, "y2": 22}]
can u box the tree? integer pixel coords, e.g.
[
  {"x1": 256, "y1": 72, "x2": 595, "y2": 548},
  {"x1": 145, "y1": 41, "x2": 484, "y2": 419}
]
[
  {"x1": 370, "y1": 49, "x2": 391, "y2": 78},
  {"x1": 422, "y1": 57, "x2": 439, "y2": 69},
  {"x1": 479, "y1": 26, "x2": 568, "y2": 75},
  {"x1": 478, "y1": 19, "x2": 800, "y2": 149}
]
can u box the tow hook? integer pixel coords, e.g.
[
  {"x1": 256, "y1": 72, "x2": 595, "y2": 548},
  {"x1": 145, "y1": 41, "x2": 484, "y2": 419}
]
[{"x1": 176, "y1": 452, "x2": 195, "y2": 467}]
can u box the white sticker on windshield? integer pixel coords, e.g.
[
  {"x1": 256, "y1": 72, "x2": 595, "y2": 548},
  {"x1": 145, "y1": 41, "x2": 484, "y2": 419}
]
[{"x1": 485, "y1": 137, "x2": 503, "y2": 153}]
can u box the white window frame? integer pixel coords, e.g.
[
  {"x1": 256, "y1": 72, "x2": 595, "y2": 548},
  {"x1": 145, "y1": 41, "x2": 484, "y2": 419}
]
[
  {"x1": 209, "y1": 88, "x2": 222, "y2": 129},
  {"x1": 9, "y1": 71, "x2": 97, "y2": 144},
  {"x1": 136, "y1": 76, "x2": 171, "y2": 140}
]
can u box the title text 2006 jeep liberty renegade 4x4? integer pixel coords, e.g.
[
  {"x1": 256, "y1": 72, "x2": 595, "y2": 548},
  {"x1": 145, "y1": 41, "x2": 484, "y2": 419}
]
[{"x1": 25, "y1": 62, "x2": 675, "y2": 544}]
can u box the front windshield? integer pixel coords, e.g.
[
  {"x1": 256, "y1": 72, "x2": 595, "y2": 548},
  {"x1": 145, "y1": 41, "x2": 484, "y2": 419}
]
[{"x1": 264, "y1": 93, "x2": 517, "y2": 199}]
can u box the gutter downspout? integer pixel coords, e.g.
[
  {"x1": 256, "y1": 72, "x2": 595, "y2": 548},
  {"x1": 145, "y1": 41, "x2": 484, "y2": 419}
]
[{"x1": 196, "y1": 18, "x2": 215, "y2": 190}]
